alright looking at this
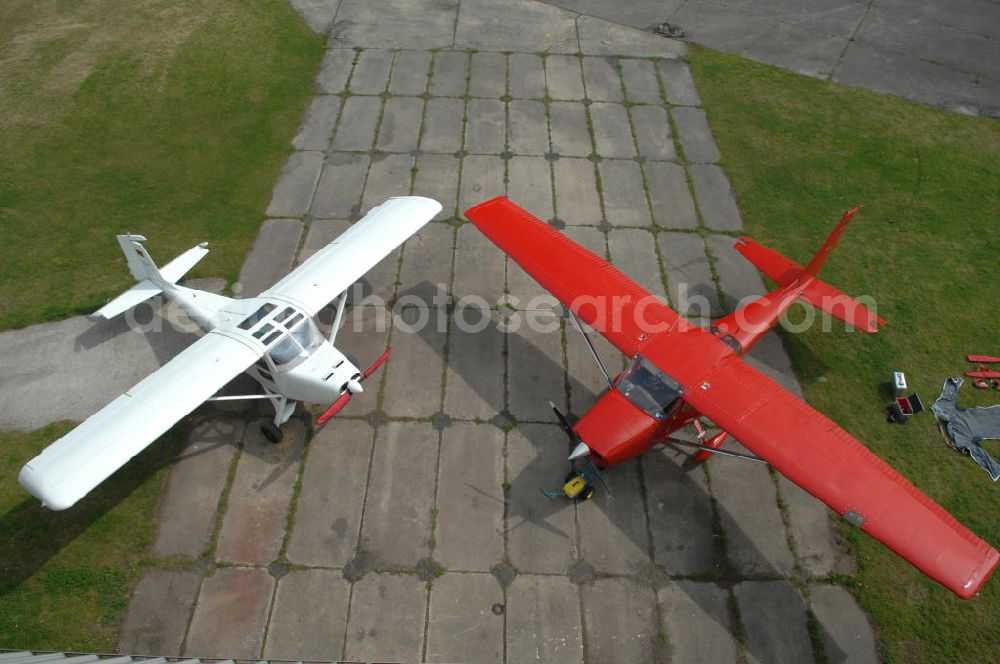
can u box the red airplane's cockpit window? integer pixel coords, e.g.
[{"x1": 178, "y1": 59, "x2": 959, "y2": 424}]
[
  {"x1": 238, "y1": 303, "x2": 276, "y2": 330},
  {"x1": 617, "y1": 355, "x2": 683, "y2": 420}
]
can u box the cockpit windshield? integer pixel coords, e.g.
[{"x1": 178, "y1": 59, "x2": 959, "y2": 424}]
[
  {"x1": 267, "y1": 317, "x2": 324, "y2": 370},
  {"x1": 616, "y1": 355, "x2": 683, "y2": 420}
]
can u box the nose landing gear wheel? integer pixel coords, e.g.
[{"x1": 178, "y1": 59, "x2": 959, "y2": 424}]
[{"x1": 261, "y1": 421, "x2": 283, "y2": 444}]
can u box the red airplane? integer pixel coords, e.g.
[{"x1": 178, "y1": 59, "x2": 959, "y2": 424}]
[{"x1": 464, "y1": 196, "x2": 998, "y2": 600}]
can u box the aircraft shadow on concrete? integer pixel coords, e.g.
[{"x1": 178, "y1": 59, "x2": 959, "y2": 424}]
[
  {"x1": 389, "y1": 281, "x2": 828, "y2": 658},
  {"x1": 6, "y1": 276, "x2": 846, "y2": 662},
  {"x1": 74, "y1": 300, "x2": 198, "y2": 365}
]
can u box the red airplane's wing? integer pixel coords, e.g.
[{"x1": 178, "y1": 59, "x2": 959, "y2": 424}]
[
  {"x1": 464, "y1": 196, "x2": 683, "y2": 357},
  {"x1": 680, "y1": 353, "x2": 999, "y2": 599}
]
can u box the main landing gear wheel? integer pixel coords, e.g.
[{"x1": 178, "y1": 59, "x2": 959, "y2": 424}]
[{"x1": 261, "y1": 421, "x2": 283, "y2": 444}]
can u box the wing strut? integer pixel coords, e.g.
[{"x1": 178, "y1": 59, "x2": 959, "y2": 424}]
[
  {"x1": 568, "y1": 311, "x2": 613, "y2": 390},
  {"x1": 329, "y1": 293, "x2": 348, "y2": 344},
  {"x1": 663, "y1": 437, "x2": 768, "y2": 464}
]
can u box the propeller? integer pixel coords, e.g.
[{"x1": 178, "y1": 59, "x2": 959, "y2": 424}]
[
  {"x1": 317, "y1": 391, "x2": 352, "y2": 425},
  {"x1": 317, "y1": 347, "x2": 393, "y2": 425},
  {"x1": 549, "y1": 401, "x2": 612, "y2": 498},
  {"x1": 549, "y1": 401, "x2": 588, "y2": 458}
]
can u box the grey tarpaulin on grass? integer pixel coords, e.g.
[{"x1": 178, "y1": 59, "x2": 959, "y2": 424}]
[{"x1": 931, "y1": 377, "x2": 1000, "y2": 481}]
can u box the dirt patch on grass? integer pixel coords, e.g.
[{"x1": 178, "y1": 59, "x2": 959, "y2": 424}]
[{"x1": 0, "y1": 0, "x2": 216, "y2": 127}]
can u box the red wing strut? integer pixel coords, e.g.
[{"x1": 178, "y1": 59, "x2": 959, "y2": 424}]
[
  {"x1": 681, "y1": 354, "x2": 999, "y2": 599},
  {"x1": 464, "y1": 197, "x2": 683, "y2": 356}
]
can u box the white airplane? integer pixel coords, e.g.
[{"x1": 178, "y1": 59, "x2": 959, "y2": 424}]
[{"x1": 19, "y1": 196, "x2": 442, "y2": 511}]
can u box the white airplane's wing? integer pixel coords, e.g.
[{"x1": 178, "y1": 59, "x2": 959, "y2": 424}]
[
  {"x1": 263, "y1": 196, "x2": 442, "y2": 315},
  {"x1": 19, "y1": 330, "x2": 261, "y2": 510}
]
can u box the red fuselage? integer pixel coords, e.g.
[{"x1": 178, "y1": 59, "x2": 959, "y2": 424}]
[
  {"x1": 570, "y1": 267, "x2": 820, "y2": 470},
  {"x1": 573, "y1": 386, "x2": 694, "y2": 467}
]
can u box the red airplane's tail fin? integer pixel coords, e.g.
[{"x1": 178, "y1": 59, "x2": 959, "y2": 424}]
[
  {"x1": 803, "y1": 206, "x2": 860, "y2": 277},
  {"x1": 733, "y1": 207, "x2": 885, "y2": 334}
]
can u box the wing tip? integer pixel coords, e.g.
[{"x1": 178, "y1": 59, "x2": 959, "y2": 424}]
[
  {"x1": 464, "y1": 195, "x2": 511, "y2": 220},
  {"x1": 385, "y1": 195, "x2": 443, "y2": 218},
  {"x1": 18, "y1": 464, "x2": 75, "y2": 511},
  {"x1": 957, "y1": 546, "x2": 1000, "y2": 599}
]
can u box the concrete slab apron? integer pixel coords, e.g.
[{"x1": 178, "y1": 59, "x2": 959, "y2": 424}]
[
  {"x1": 538, "y1": 0, "x2": 1000, "y2": 117},
  {"x1": 105, "y1": 4, "x2": 882, "y2": 663}
]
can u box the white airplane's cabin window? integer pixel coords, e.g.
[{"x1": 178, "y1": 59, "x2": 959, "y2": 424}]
[
  {"x1": 268, "y1": 318, "x2": 323, "y2": 370},
  {"x1": 238, "y1": 303, "x2": 276, "y2": 330},
  {"x1": 269, "y1": 336, "x2": 301, "y2": 367},
  {"x1": 252, "y1": 323, "x2": 275, "y2": 339},
  {"x1": 273, "y1": 307, "x2": 295, "y2": 323},
  {"x1": 291, "y1": 318, "x2": 323, "y2": 352}
]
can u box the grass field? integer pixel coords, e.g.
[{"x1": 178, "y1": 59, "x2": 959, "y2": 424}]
[
  {"x1": 0, "y1": 424, "x2": 187, "y2": 650},
  {"x1": 0, "y1": 0, "x2": 323, "y2": 649},
  {"x1": 689, "y1": 47, "x2": 1000, "y2": 663},
  {"x1": 0, "y1": 0, "x2": 324, "y2": 330}
]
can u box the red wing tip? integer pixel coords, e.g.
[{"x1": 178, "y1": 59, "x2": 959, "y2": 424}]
[
  {"x1": 463, "y1": 195, "x2": 511, "y2": 218},
  {"x1": 957, "y1": 547, "x2": 1000, "y2": 599}
]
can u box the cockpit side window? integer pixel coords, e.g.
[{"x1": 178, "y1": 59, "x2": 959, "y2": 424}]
[
  {"x1": 292, "y1": 317, "x2": 323, "y2": 352},
  {"x1": 268, "y1": 335, "x2": 301, "y2": 367},
  {"x1": 267, "y1": 316, "x2": 324, "y2": 371},
  {"x1": 616, "y1": 355, "x2": 683, "y2": 420}
]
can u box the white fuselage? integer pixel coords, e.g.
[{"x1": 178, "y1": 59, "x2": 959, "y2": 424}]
[{"x1": 162, "y1": 284, "x2": 362, "y2": 405}]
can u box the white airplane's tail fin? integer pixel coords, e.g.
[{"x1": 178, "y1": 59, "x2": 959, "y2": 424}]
[
  {"x1": 117, "y1": 234, "x2": 170, "y2": 288},
  {"x1": 93, "y1": 236, "x2": 210, "y2": 320}
]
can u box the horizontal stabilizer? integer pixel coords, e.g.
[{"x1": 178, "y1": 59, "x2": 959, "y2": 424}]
[
  {"x1": 161, "y1": 243, "x2": 209, "y2": 284},
  {"x1": 92, "y1": 279, "x2": 162, "y2": 320},
  {"x1": 735, "y1": 237, "x2": 885, "y2": 333},
  {"x1": 735, "y1": 237, "x2": 801, "y2": 286},
  {"x1": 96, "y1": 239, "x2": 210, "y2": 319},
  {"x1": 798, "y1": 279, "x2": 885, "y2": 333}
]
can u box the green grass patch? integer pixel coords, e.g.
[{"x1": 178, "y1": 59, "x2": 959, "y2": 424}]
[
  {"x1": 0, "y1": 0, "x2": 325, "y2": 329},
  {"x1": 0, "y1": 423, "x2": 188, "y2": 650},
  {"x1": 689, "y1": 47, "x2": 1000, "y2": 662},
  {"x1": 0, "y1": 0, "x2": 323, "y2": 649}
]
